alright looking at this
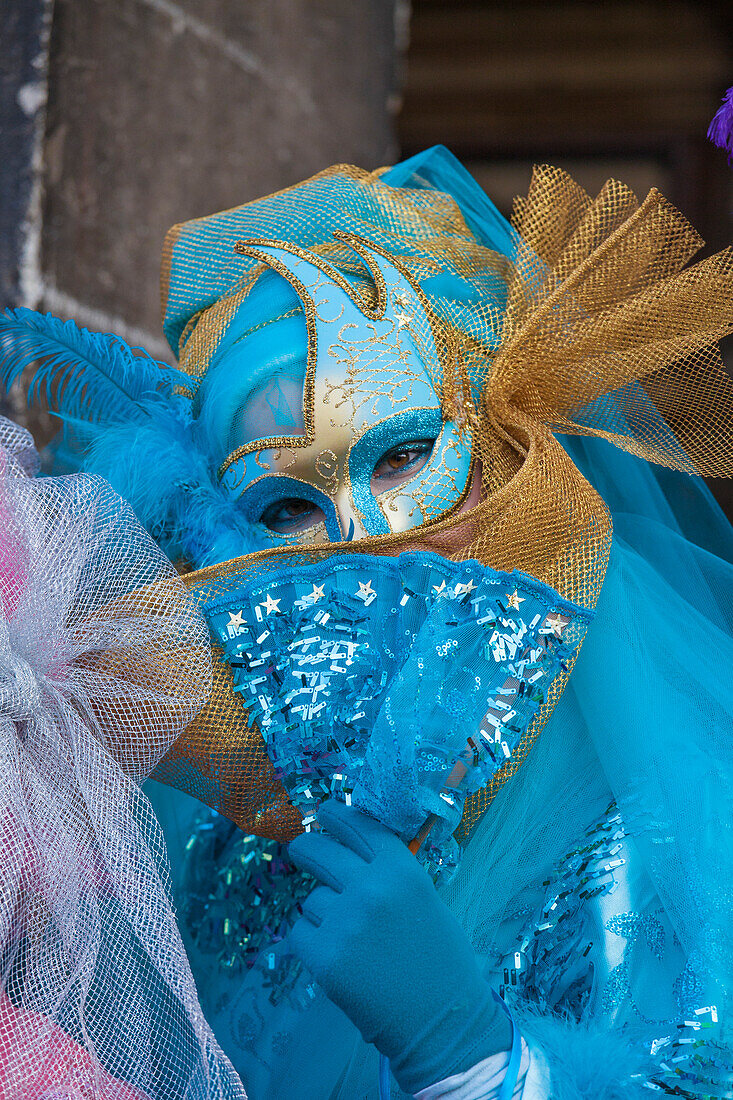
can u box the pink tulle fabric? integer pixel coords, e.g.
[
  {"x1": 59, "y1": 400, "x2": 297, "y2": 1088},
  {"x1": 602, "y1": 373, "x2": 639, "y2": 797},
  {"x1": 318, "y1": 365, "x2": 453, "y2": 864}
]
[
  {"x1": 0, "y1": 415, "x2": 246, "y2": 1099},
  {"x1": 0, "y1": 993, "x2": 148, "y2": 1099}
]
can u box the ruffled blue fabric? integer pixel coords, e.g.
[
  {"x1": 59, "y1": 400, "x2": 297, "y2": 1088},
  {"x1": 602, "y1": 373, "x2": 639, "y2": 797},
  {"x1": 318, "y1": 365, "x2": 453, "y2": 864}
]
[{"x1": 162, "y1": 145, "x2": 517, "y2": 360}]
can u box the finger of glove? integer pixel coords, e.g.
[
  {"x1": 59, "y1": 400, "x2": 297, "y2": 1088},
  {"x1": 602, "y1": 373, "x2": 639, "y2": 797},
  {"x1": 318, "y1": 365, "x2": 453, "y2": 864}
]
[
  {"x1": 288, "y1": 828, "x2": 363, "y2": 891},
  {"x1": 317, "y1": 799, "x2": 402, "y2": 863},
  {"x1": 288, "y1": 908, "x2": 320, "y2": 968},
  {"x1": 288, "y1": 906, "x2": 339, "y2": 987},
  {"x1": 299, "y1": 883, "x2": 333, "y2": 928}
]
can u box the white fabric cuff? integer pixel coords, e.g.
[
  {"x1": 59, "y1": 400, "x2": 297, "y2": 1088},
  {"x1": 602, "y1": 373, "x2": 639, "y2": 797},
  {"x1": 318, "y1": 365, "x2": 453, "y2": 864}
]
[{"x1": 413, "y1": 1039, "x2": 530, "y2": 1100}]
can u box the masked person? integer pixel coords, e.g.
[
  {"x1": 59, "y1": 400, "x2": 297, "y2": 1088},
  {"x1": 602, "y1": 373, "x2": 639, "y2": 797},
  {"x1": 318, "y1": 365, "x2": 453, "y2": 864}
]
[{"x1": 2, "y1": 145, "x2": 733, "y2": 1099}]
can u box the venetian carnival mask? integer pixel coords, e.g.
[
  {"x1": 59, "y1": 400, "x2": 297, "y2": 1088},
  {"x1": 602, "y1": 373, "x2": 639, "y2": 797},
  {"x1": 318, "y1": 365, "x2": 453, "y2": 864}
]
[{"x1": 195, "y1": 233, "x2": 475, "y2": 548}]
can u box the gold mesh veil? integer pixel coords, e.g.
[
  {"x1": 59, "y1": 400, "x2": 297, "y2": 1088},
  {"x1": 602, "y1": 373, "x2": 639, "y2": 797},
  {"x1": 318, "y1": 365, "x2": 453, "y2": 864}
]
[{"x1": 152, "y1": 162, "x2": 733, "y2": 843}]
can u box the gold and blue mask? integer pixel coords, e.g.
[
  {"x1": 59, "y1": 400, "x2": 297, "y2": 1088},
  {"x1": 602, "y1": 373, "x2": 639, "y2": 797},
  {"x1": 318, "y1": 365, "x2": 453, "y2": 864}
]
[{"x1": 195, "y1": 233, "x2": 476, "y2": 546}]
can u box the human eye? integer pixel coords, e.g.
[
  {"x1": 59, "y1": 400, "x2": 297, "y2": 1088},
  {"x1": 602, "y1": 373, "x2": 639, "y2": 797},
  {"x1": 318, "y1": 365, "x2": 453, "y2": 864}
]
[
  {"x1": 260, "y1": 498, "x2": 325, "y2": 534},
  {"x1": 371, "y1": 439, "x2": 436, "y2": 484}
]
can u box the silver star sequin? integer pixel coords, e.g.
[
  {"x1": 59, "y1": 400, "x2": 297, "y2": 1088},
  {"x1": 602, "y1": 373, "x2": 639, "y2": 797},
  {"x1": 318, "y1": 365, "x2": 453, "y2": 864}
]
[
  {"x1": 545, "y1": 612, "x2": 566, "y2": 637},
  {"x1": 355, "y1": 580, "x2": 376, "y2": 604},
  {"x1": 454, "y1": 579, "x2": 477, "y2": 596}
]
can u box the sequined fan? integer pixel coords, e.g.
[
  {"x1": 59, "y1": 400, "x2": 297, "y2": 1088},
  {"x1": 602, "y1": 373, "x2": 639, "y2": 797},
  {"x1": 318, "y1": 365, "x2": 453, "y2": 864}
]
[{"x1": 205, "y1": 551, "x2": 592, "y2": 877}]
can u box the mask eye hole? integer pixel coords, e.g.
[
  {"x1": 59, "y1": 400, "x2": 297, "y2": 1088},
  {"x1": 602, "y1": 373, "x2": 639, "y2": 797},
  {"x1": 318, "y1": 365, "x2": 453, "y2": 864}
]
[
  {"x1": 371, "y1": 439, "x2": 436, "y2": 488},
  {"x1": 260, "y1": 498, "x2": 325, "y2": 534}
]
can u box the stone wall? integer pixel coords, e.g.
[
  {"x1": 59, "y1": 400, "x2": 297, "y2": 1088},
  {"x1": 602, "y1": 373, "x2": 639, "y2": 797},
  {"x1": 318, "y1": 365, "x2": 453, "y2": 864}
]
[
  {"x1": 0, "y1": 0, "x2": 53, "y2": 314},
  {"x1": 3, "y1": 0, "x2": 402, "y2": 439}
]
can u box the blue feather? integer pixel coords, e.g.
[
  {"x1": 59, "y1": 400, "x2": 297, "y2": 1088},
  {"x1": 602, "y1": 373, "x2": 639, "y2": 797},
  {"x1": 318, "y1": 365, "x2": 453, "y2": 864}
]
[
  {"x1": 76, "y1": 407, "x2": 268, "y2": 568},
  {"x1": 515, "y1": 1004, "x2": 657, "y2": 1099},
  {"x1": 0, "y1": 307, "x2": 191, "y2": 425},
  {"x1": 0, "y1": 307, "x2": 265, "y2": 569}
]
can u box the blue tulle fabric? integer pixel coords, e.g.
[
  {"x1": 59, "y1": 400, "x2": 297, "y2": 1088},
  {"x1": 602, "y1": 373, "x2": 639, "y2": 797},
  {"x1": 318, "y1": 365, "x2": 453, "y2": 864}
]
[{"x1": 441, "y1": 437, "x2": 733, "y2": 1098}]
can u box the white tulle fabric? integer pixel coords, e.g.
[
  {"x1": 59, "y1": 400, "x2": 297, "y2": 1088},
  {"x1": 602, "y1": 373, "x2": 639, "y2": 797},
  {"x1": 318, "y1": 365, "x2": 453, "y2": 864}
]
[{"x1": 0, "y1": 416, "x2": 246, "y2": 1099}]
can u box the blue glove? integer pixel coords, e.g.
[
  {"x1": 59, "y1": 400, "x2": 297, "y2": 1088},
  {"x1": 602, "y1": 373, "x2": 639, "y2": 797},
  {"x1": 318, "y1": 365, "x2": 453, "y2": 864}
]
[{"x1": 288, "y1": 800, "x2": 512, "y2": 1095}]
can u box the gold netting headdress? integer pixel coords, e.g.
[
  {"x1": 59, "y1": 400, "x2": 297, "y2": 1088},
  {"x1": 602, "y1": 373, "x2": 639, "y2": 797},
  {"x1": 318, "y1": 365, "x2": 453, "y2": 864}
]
[{"x1": 153, "y1": 159, "x2": 733, "y2": 843}]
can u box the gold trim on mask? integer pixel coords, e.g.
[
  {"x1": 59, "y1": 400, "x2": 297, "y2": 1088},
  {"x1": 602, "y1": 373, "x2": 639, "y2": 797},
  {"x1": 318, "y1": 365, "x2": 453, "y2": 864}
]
[{"x1": 218, "y1": 232, "x2": 456, "y2": 483}]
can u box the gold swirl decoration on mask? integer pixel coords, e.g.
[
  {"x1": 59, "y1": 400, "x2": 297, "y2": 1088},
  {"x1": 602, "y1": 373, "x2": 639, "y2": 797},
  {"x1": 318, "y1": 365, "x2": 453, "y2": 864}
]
[{"x1": 153, "y1": 165, "x2": 733, "y2": 843}]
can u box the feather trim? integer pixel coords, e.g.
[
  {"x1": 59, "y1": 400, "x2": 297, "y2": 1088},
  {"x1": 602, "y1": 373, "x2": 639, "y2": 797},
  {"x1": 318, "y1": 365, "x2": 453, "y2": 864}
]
[
  {"x1": 0, "y1": 308, "x2": 189, "y2": 424},
  {"x1": 708, "y1": 87, "x2": 733, "y2": 165},
  {"x1": 516, "y1": 1005, "x2": 655, "y2": 1100},
  {"x1": 76, "y1": 409, "x2": 269, "y2": 568},
  {"x1": 0, "y1": 308, "x2": 264, "y2": 569}
]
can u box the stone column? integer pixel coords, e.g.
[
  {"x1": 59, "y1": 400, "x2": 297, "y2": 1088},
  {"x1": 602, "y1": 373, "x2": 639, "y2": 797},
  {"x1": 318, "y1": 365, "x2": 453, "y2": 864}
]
[
  {"x1": 3, "y1": 0, "x2": 403, "y2": 442},
  {"x1": 0, "y1": 0, "x2": 53, "y2": 427}
]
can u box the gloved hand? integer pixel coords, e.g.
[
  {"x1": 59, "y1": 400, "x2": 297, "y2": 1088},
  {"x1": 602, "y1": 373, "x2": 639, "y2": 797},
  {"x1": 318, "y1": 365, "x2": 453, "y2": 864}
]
[{"x1": 287, "y1": 799, "x2": 512, "y2": 1095}]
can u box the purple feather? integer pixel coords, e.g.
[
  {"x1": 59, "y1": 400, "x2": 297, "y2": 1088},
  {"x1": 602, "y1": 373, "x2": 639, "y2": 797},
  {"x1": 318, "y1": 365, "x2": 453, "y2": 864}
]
[{"x1": 708, "y1": 86, "x2": 733, "y2": 165}]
